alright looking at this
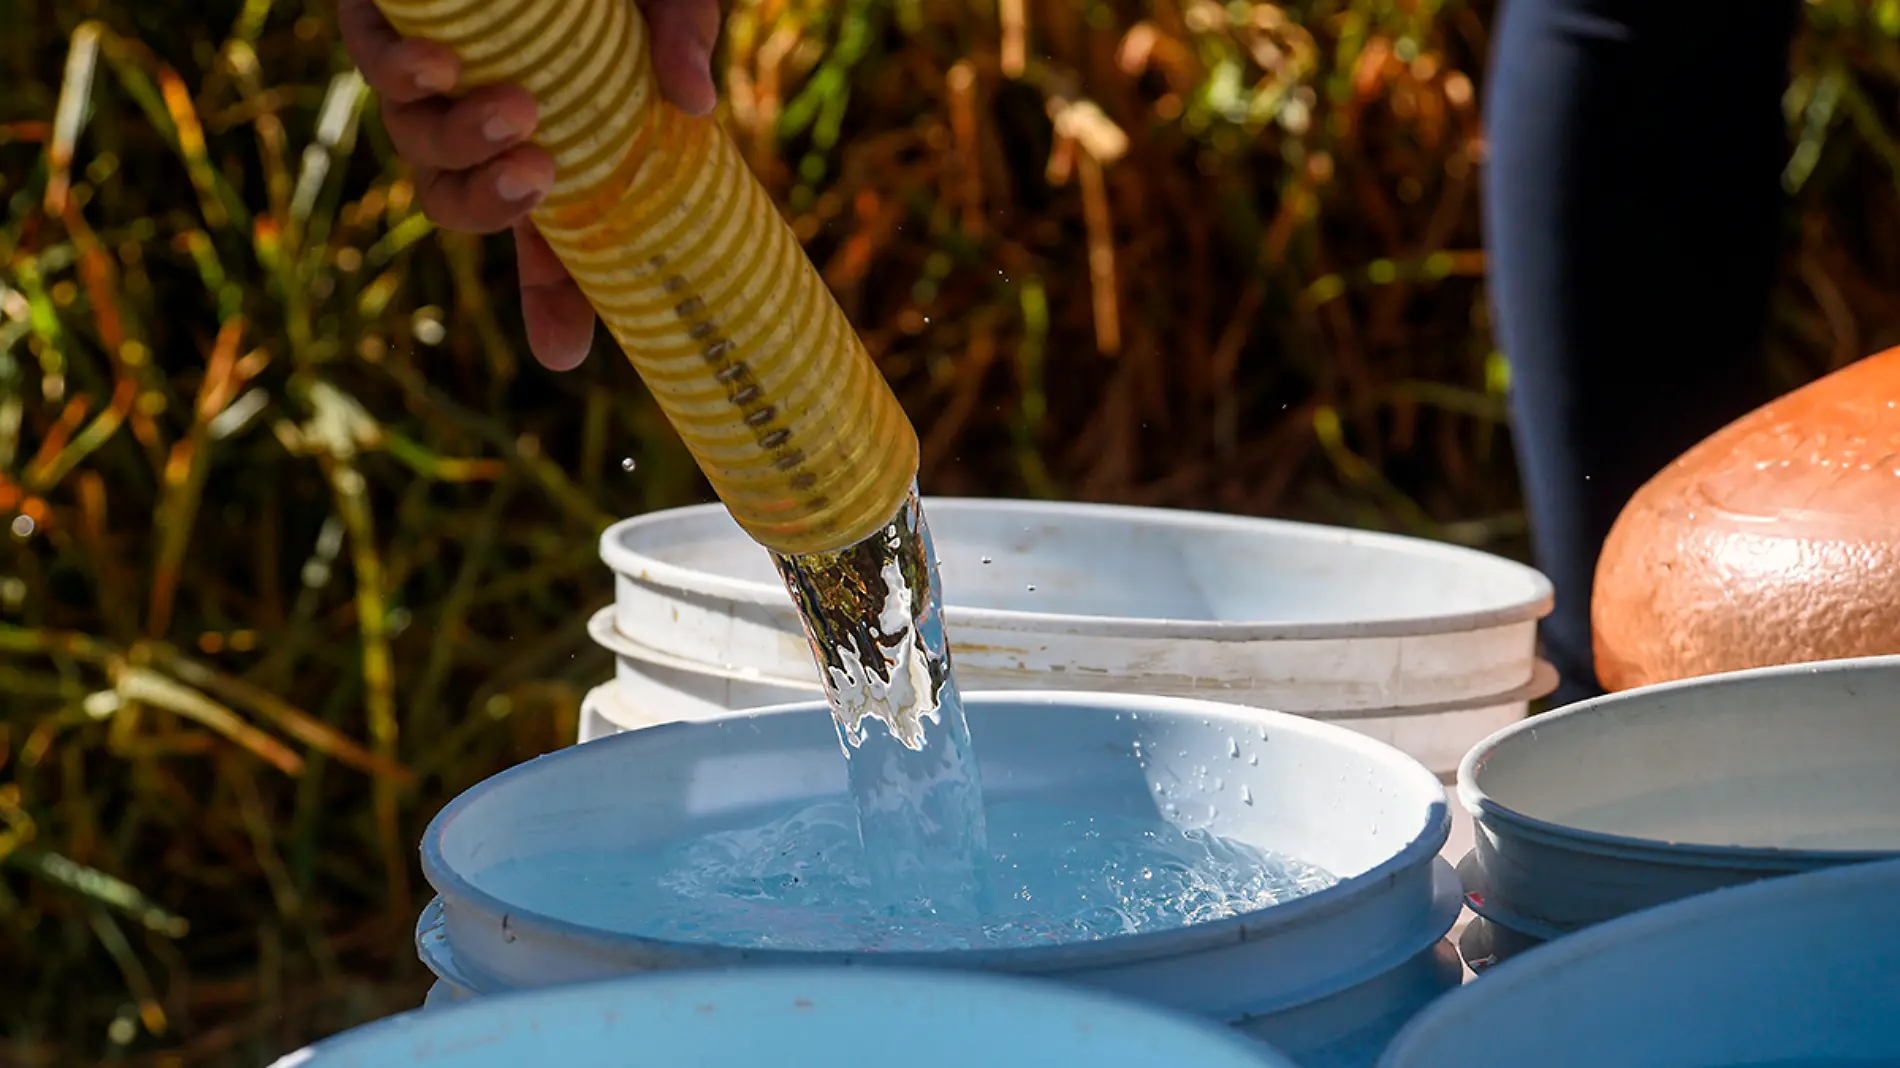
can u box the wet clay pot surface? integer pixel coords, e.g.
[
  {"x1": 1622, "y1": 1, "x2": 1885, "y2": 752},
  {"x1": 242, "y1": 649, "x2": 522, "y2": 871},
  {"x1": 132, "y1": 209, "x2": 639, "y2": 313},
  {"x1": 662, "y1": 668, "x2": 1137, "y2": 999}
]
[{"x1": 1593, "y1": 348, "x2": 1900, "y2": 691}]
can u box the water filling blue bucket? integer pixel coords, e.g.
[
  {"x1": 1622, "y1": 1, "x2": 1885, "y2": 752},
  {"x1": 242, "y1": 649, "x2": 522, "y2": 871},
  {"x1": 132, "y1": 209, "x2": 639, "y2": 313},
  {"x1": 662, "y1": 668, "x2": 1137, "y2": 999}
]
[
  {"x1": 416, "y1": 692, "x2": 1463, "y2": 1067},
  {"x1": 1456, "y1": 656, "x2": 1900, "y2": 962},
  {"x1": 1381, "y1": 857, "x2": 1900, "y2": 1067},
  {"x1": 271, "y1": 967, "x2": 1303, "y2": 1068}
]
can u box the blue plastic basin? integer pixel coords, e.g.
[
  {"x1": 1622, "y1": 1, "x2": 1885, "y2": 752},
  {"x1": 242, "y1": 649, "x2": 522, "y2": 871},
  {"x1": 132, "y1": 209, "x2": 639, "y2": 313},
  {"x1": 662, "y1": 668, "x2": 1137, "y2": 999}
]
[{"x1": 272, "y1": 967, "x2": 1300, "y2": 1068}]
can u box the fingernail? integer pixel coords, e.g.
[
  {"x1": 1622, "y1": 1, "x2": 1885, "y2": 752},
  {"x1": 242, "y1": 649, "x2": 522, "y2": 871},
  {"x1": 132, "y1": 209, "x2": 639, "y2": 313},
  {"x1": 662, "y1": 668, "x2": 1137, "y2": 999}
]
[
  {"x1": 496, "y1": 169, "x2": 550, "y2": 203},
  {"x1": 482, "y1": 108, "x2": 526, "y2": 144},
  {"x1": 413, "y1": 66, "x2": 455, "y2": 94}
]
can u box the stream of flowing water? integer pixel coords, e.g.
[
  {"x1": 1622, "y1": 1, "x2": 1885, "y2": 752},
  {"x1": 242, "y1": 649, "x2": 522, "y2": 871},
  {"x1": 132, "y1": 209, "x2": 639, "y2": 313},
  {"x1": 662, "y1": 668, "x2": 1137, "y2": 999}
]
[{"x1": 770, "y1": 487, "x2": 992, "y2": 917}]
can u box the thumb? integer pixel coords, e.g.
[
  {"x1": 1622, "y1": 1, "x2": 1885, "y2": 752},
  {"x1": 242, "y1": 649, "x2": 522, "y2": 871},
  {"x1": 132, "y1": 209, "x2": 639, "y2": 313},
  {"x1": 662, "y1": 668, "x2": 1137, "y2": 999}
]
[{"x1": 640, "y1": 0, "x2": 722, "y2": 116}]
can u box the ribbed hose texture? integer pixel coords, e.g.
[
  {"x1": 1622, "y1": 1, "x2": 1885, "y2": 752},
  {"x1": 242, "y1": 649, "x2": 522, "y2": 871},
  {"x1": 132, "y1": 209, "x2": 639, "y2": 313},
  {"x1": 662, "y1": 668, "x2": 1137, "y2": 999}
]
[{"x1": 372, "y1": 0, "x2": 919, "y2": 554}]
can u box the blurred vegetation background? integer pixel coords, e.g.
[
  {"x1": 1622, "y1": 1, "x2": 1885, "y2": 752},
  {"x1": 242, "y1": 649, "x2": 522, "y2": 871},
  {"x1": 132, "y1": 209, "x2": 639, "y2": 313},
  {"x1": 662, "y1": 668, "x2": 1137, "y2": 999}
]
[{"x1": 4, "y1": 0, "x2": 1900, "y2": 1062}]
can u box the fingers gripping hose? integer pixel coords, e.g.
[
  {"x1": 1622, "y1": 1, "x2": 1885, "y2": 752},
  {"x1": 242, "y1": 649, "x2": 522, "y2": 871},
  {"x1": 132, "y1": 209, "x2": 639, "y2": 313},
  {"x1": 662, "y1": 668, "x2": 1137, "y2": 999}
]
[{"x1": 370, "y1": 0, "x2": 920, "y2": 556}]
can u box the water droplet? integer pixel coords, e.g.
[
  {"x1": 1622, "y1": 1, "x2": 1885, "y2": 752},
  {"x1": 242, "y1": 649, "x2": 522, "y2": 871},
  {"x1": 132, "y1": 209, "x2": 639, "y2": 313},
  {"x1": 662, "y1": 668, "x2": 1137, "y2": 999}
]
[
  {"x1": 1026, "y1": 584, "x2": 1036, "y2": 591},
  {"x1": 980, "y1": 556, "x2": 993, "y2": 564},
  {"x1": 1208, "y1": 805, "x2": 1219, "y2": 819},
  {"x1": 1213, "y1": 777, "x2": 1224, "y2": 791},
  {"x1": 1227, "y1": 737, "x2": 1240, "y2": 758},
  {"x1": 1247, "y1": 753, "x2": 1258, "y2": 766},
  {"x1": 620, "y1": 457, "x2": 637, "y2": 471},
  {"x1": 9, "y1": 515, "x2": 34, "y2": 538},
  {"x1": 1257, "y1": 725, "x2": 1268, "y2": 740},
  {"x1": 1241, "y1": 786, "x2": 1254, "y2": 805}
]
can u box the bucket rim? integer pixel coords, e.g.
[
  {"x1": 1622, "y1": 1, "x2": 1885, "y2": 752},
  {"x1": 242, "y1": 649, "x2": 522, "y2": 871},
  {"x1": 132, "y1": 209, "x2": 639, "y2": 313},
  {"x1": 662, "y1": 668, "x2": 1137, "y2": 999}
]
[
  {"x1": 584, "y1": 605, "x2": 1560, "y2": 720},
  {"x1": 1377, "y1": 855, "x2": 1900, "y2": 1066},
  {"x1": 600, "y1": 498, "x2": 1554, "y2": 642},
  {"x1": 414, "y1": 861, "x2": 1465, "y2": 1019},
  {"x1": 275, "y1": 964, "x2": 1297, "y2": 1068},
  {"x1": 420, "y1": 691, "x2": 1452, "y2": 976},
  {"x1": 1456, "y1": 655, "x2": 1900, "y2": 867},
  {"x1": 1225, "y1": 855, "x2": 1464, "y2": 1023}
]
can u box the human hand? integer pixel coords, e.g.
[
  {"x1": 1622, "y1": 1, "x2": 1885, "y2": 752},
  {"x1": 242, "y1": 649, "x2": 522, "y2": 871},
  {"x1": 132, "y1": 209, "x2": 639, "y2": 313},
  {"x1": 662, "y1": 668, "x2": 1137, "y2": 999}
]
[{"x1": 339, "y1": 0, "x2": 723, "y2": 370}]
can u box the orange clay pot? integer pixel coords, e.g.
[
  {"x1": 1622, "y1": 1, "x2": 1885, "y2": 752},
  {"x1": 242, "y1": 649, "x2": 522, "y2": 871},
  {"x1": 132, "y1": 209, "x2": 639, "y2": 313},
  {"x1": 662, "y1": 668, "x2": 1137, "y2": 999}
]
[{"x1": 1592, "y1": 347, "x2": 1900, "y2": 692}]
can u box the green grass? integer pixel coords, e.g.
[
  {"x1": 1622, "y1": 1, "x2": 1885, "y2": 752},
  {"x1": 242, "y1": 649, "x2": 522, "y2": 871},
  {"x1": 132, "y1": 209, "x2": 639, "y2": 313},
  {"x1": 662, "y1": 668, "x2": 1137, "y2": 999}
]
[{"x1": 3, "y1": 0, "x2": 1900, "y2": 1063}]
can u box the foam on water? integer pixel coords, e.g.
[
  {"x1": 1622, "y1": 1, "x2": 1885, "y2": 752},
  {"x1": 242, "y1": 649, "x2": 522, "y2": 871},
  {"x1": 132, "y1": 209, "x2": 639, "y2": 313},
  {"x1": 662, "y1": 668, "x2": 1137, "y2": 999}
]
[{"x1": 474, "y1": 798, "x2": 1337, "y2": 953}]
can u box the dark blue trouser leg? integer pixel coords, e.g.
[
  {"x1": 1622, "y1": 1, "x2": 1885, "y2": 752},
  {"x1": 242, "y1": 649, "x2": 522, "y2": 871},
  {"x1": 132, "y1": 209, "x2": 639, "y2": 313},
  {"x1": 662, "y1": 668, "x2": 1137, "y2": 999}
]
[{"x1": 1483, "y1": 0, "x2": 1802, "y2": 705}]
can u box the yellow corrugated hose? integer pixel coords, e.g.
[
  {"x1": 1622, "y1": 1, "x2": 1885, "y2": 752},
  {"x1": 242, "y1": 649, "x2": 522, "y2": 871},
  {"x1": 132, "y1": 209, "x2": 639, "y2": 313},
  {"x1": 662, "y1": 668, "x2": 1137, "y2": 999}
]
[{"x1": 370, "y1": 0, "x2": 919, "y2": 556}]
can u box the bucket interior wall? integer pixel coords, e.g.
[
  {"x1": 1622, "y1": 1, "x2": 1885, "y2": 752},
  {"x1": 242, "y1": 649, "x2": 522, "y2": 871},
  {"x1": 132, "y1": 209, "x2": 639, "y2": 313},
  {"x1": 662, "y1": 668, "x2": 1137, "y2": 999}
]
[{"x1": 1469, "y1": 659, "x2": 1900, "y2": 850}]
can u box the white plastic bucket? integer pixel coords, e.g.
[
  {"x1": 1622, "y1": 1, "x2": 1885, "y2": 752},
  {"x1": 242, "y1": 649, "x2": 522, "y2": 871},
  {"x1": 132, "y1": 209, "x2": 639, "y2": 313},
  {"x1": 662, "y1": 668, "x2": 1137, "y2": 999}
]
[
  {"x1": 420, "y1": 692, "x2": 1465, "y2": 1067},
  {"x1": 1456, "y1": 656, "x2": 1900, "y2": 957},
  {"x1": 580, "y1": 609, "x2": 1556, "y2": 777},
  {"x1": 278, "y1": 967, "x2": 1303, "y2": 1068},
  {"x1": 1381, "y1": 857, "x2": 1900, "y2": 1067},
  {"x1": 593, "y1": 499, "x2": 1555, "y2": 772}
]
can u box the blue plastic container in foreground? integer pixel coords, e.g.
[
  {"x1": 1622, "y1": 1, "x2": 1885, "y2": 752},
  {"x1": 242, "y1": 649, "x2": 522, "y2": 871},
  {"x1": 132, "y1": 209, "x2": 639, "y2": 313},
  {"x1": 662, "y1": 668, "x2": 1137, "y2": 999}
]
[
  {"x1": 269, "y1": 967, "x2": 1301, "y2": 1068},
  {"x1": 1381, "y1": 856, "x2": 1900, "y2": 1068},
  {"x1": 415, "y1": 692, "x2": 1464, "y2": 1068}
]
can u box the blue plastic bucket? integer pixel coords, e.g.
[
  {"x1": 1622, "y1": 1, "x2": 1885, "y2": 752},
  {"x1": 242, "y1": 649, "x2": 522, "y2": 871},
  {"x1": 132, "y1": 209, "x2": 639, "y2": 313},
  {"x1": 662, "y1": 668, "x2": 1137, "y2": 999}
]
[
  {"x1": 1456, "y1": 656, "x2": 1900, "y2": 961},
  {"x1": 271, "y1": 967, "x2": 1301, "y2": 1068},
  {"x1": 1381, "y1": 857, "x2": 1900, "y2": 1067},
  {"x1": 415, "y1": 692, "x2": 1463, "y2": 1067}
]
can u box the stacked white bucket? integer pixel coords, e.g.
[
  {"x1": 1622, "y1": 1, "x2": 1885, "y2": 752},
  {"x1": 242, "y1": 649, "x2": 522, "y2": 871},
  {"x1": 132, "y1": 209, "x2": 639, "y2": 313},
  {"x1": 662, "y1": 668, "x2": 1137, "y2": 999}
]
[{"x1": 582, "y1": 498, "x2": 1555, "y2": 778}]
